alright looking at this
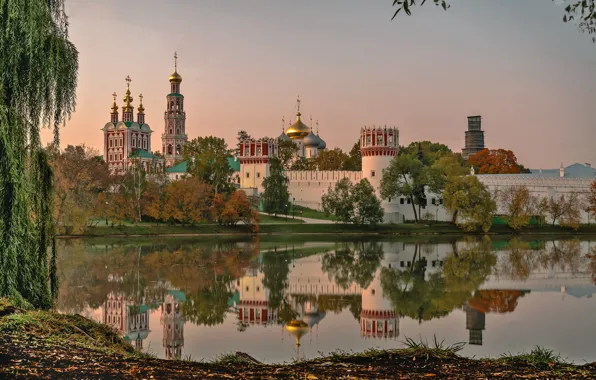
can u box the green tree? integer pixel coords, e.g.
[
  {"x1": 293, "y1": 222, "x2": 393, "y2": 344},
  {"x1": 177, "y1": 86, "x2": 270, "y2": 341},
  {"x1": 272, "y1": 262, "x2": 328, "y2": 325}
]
[
  {"x1": 343, "y1": 139, "x2": 362, "y2": 171},
  {"x1": 380, "y1": 153, "x2": 424, "y2": 222},
  {"x1": 321, "y1": 242, "x2": 384, "y2": 289},
  {"x1": 322, "y1": 178, "x2": 354, "y2": 222},
  {"x1": 290, "y1": 157, "x2": 317, "y2": 171},
  {"x1": 261, "y1": 158, "x2": 290, "y2": 216},
  {"x1": 316, "y1": 148, "x2": 349, "y2": 170},
  {"x1": 322, "y1": 178, "x2": 384, "y2": 224},
  {"x1": 0, "y1": 0, "x2": 78, "y2": 308},
  {"x1": 391, "y1": 0, "x2": 596, "y2": 42},
  {"x1": 352, "y1": 179, "x2": 384, "y2": 225},
  {"x1": 443, "y1": 175, "x2": 496, "y2": 232},
  {"x1": 235, "y1": 130, "x2": 251, "y2": 157},
  {"x1": 183, "y1": 136, "x2": 234, "y2": 194},
  {"x1": 278, "y1": 140, "x2": 299, "y2": 170}
]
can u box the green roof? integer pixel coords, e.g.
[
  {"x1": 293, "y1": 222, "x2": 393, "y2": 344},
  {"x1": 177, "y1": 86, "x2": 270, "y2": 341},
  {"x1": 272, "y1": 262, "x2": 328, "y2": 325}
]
[
  {"x1": 167, "y1": 93, "x2": 184, "y2": 97},
  {"x1": 124, "y1": 121, "x2": 134, "y2": 128},
  {"x1": 227, "y1": 157, "x2": 240, "y2": 172},
  {"x1": 130, "y1": 149, "x2": 159, "y2": 159},
  {"x1": 168, "y1": 289, "x2": 187, "y2": 302},
  {"x1": 166, "y1": 161, "x2": 187, "y2": 173}
]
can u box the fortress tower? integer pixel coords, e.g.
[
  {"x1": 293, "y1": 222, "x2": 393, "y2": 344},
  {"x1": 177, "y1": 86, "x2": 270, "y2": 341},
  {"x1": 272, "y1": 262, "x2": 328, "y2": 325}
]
[{"x1": 361, "y1": 126, "x2": 399, "y2": 204}]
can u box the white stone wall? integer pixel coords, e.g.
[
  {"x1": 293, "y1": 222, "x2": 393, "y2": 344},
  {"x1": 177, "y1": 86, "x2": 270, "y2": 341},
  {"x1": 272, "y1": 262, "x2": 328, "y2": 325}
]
[
  {"x1": 286, "y1": 170, "x2": 363, "y2": 209},
  {"x1": 477, "y1": 175, "x2": 593, "y2": 224}
]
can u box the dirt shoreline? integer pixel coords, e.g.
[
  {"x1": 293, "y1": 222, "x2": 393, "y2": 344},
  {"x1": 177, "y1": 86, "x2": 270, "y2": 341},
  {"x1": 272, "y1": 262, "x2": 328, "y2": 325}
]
[{"x1": 1, "y1": 302, "x2": 595, "y2": 379}]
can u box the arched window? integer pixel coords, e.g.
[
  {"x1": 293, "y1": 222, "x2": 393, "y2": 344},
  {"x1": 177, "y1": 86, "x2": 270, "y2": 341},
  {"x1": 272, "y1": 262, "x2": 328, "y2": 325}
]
[
  {"x1": 175, "y1": 144, "x2": 181, "y2": 155},
  {"x1": 132, "y1": 138, "x2": 136, "y2": 148},
  {"x1": 169, "y1": 129, "x2": 173, "y2": 134},
  {"x1": 176, "y1": 128, "x2": 180, "y2": 135},
  {"x1": 167, "y1": 144, "x2": 173, "y2": 155}
]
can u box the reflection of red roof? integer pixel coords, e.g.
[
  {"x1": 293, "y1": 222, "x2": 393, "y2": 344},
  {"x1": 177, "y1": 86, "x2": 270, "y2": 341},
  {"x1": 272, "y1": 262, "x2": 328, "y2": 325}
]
[{"x1": 468, "y1": 290, "x2": 530, "y2": 314}]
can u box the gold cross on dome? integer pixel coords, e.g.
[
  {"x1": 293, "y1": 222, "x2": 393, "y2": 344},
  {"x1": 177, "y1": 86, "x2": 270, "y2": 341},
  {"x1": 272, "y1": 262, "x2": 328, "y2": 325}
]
[
  {"x1": 139, "y1": 93, "x2": 143, "y2": 103},
  {"x1": 112, "y1": 92, "x2": 117, "y2": 101},
  {"x1": 125, "y1": 75, "x2": 132, "y2": 89},
  {"x1": 296, "y1": 95, "x2": 301, "y2": 112},
  {"x1": 174, "y1": 52, "x2": 178, "y2": 70}
]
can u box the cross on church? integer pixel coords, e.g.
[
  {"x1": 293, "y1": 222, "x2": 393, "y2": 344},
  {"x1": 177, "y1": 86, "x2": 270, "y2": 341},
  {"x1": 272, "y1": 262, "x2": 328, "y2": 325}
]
[
  {"x1": 174, "y1": 52, "x2": 178, "y2": 70},
  {"x1": 125, "y1": 75, "x2": 131, "y2": 87},
  {"x1": 296, "y1": 95, "x2": 301, "y2": 112},
  {"x1": 112, "y1": 92, "x2": 117, "y2": 101}
]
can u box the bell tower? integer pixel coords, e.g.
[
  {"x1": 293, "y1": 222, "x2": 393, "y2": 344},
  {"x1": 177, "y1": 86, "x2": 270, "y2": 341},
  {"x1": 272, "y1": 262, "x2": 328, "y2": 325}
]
[{"x1": 162, "y1": 52, "x2": 188, "y2": 167}]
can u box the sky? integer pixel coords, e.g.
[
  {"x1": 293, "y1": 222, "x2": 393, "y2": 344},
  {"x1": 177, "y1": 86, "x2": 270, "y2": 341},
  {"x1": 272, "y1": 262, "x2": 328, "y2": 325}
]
[{"x1": 42, "y1": 0, "x2": 596, "y2": 168}]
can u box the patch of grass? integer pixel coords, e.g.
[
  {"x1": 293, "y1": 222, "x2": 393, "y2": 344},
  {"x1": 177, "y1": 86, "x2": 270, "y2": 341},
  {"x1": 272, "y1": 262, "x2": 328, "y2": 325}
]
[
  {"x1": 0, "y1": 305, "x2": 135, "y2": 356},
  {"x1": 292, "y1": 205, "x2": 337, "y2": 221},
  {"x1": 499, "y1": 346, "x2": 564, "y2": 367},
  {"x1": 401, "y1": 336, "x2": 466, "y2": 359}
]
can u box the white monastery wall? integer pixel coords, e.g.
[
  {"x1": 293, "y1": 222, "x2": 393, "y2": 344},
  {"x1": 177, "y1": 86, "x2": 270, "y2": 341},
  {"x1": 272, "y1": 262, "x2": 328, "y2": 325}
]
[{"x1": 286, "y1": 170, "x2": 363, "y2": 209}]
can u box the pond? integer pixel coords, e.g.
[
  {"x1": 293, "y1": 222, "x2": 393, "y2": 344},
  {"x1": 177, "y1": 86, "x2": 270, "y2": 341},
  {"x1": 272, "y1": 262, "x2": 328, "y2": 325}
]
[{"x1": 55, "y1": 236, "x2": 596, "y2": 364}]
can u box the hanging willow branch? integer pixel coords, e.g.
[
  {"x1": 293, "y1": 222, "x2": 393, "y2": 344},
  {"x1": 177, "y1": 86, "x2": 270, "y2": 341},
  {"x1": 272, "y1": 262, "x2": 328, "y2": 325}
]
[{"x1": 0, "y1": 0, "x2": 78, "y2": 308}]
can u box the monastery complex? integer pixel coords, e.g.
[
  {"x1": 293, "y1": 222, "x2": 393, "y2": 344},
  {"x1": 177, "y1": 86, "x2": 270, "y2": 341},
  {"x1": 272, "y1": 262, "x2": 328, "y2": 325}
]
[{"x1": 102, "y1": 55, "x2": 595, "y2": 224}]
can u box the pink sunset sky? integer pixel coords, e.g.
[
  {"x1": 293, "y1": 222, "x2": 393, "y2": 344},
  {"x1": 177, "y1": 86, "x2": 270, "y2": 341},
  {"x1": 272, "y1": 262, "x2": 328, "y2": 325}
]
[{"x1": 41, "y1": 0, "x2": 596, "y2": 169}]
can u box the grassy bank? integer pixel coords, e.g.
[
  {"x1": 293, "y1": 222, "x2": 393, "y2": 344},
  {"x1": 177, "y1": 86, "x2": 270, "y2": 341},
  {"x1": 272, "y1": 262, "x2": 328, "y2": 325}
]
[
  {"x1": 71, "y1": 222, "x2": 596, "y2": 237},
  {"x1": 1, "y1": 300, "x2": 594, "y2": 379}
]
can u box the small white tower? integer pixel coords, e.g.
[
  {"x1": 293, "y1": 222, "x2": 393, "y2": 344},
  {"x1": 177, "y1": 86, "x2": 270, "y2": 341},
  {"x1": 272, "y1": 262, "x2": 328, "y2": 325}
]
[
  {"x1": 559, "y1": 163, "x2": 565, "y2": 178},
  {"x1": 361, "y1": 125, "x2": 399, "y2": 205}
]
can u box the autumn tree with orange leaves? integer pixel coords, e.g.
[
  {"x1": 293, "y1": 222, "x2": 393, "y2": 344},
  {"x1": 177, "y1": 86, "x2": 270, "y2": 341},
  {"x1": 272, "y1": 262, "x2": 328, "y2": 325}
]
[
  {"x1": 211, "y1": 190, "x2": 259, "y2": 228},
  {"x1": 467, "y1": 149, "x2": 526, "y2": 174},
  {"x1": 162, "y1": 177, "x2": 213, "y2": 224}
]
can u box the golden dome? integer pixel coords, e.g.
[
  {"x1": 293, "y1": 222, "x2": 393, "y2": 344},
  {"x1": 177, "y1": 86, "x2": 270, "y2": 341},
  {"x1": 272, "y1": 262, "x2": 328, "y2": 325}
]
[
  {"x1": 110, "y1": 92, "x2": 118, "y2": 114},
  {"x1": 286, "y1": 112, "x2": 311, "y2": 139},
  {"x1": 137, "y1": 94, "x2": 145, "y2": 114},
  {"x1": 169, "y1": 71, "x2": 182, "y2": 83},
  {"x1": 285, "y1": 320, "x2": 310, "y2": 346}
]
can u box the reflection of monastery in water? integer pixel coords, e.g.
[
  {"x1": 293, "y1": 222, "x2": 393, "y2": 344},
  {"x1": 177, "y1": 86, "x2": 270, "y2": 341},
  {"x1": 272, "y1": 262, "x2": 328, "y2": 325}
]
[
  {"x1": 103, "y1": 292, "x2": 151, "y2": 350},
  {"x1": 161, "y1": 290, "x2": 186, "y2": 360},
  {"x1": 102, "y1": 288, "x2": 187, "y2": 359},
  {"x1": 232, "y1": 241, "x2": 596, "y2": 350}
]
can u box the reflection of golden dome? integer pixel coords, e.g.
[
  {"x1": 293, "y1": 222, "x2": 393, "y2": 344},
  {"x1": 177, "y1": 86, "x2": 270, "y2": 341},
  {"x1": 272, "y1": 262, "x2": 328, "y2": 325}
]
[
  {"x1": 285, "y1": 320, "x2": 310, "y2": 346},
  {"x1": 286, "y1": 113, "x2": 311, "y2": 140},
  {"x1": 169, "y1": 71, "x2": 182, "y2": 83}
]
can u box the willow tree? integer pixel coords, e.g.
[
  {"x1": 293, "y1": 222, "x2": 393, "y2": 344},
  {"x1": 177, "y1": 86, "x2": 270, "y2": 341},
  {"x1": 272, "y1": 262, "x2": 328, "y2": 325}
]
[{"x1": 0, "y1": 0, "x2": 78, "y2": 308}]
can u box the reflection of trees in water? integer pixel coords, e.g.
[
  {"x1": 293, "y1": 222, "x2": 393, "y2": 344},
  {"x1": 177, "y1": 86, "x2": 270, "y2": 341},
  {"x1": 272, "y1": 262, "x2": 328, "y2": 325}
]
[
  {"x1": 56, "y1": 239, "x2": 261, "y2": 325},
  {"x1": 587, "y1": 246, "x2": 596, "y2": 285},
  {"x1": 321, "y1": 242, "x2": 384, "y2": 289},
  {"x1": 494, "y1": 239, "x2": 584, "y2": 281},
  {"x1": 381, "y1": 238, "x2": 496, "y2": 322}
]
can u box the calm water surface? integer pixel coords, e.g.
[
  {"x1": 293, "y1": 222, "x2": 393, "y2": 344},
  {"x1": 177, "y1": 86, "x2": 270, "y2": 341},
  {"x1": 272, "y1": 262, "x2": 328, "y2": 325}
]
[{"x1": 56, "y1": 237, "x2": 596, "y2": 364}]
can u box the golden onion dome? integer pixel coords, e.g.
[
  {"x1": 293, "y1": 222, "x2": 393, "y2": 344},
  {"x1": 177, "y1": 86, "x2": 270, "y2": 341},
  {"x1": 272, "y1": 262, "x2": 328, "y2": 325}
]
[
  {"x1": 169, "y1": 70, "x2": 182, "y2": 83},
  {"x1": 286, "y1": 112, "x2": 311, "y2": 140},
  {"x1": 285, "y1": 320, "x2": 310, "y2": 346}
]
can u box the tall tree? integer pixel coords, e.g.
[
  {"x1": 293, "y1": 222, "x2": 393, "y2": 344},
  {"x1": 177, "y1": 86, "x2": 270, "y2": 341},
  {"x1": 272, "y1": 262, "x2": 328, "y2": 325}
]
[
  {"x1": 316, "y1": 148, "x2": 349, "y2": 171},
  {"x1": 500, "y1": 186, "x2": 536, "y2": 231},
  {"x1": 261, "y1": 158, "x2": 290, "y2": 216},
  {"x1": 0, "y1": 0, "x2": 78, "y2": 308},
  {"x1": 51, "y1": 145, "x2": 110, "y2": 234},
  {"x1": 343, "y1": 139, "x2": 362, "y2": 171},
  {"x1": 468, "y1": 149, "x2": 523, "y2": 174},
  {"x1": 183, "y1": 136, "x2": 234, "y2": 194},
  {"x1": 235, "y1": 130, "x2": 251, "y2": 157},
  {"x1": 278, "y1": 140, "x2": 299, "y2": 170},
  {"x1": 380, "y1": 153, "x2": 424, "y2": 222},
  {"x1": 391, "y1": 0, "x2": 596, "y2": 42},
  {"x1": 547, "y1": 193, "x2": 582, "y2": 228},
  {"x1": 322, "y1": 178, "x2": 354, "y2": 223},
  {"x1": 443, "y1": 175, "x2": 496, "y2": 232}
]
